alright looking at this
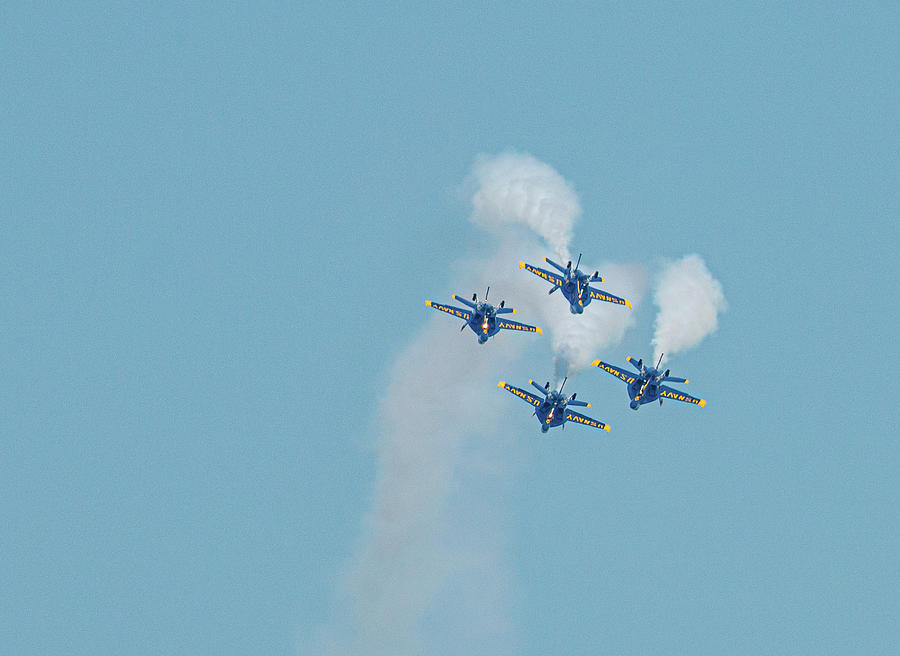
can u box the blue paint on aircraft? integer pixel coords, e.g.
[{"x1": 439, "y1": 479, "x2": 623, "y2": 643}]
[
  {"x1": 592, "y1": 354, "x2": 706, "y2": 410},
  {"x1": 519, "y1": 253, "x2": 631, "y2": 314},
  {"x1": 426, "y1": 287, "x2": 541, "y2": 344},
  {"x1": 498, "y1": 377, "x2": 611, "y2": 434}
]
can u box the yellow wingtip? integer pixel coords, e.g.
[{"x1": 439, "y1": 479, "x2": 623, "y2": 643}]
[
  {"x1": 498, "y1": 381, "x2": 506, "y2": 388},
  {"x1": 586, "y1": 403, "x2": 591, "y2": 408},
  {"x1": 528, "y1": 379, "x2": 534, "y2": 385},
  {"x1": 626, "y1": 356, "x2": 632, "y2": 362},
  {"x1": 699, "y1": 399, "x2": 706, "y2": 408},
  {"x1": 604, "y1": 424, "x2": 611, "y2": 432},
  {"x1": 536, "y1": 327, "x2": 543, "y2": 335},
  {"x1": 518, "y1": 261, "x2": 526, "y2": 269},
  {"x1": 624, "y1": 299, "x2": 632, "y2": 309},
  {"x1": 425, "y1": 300, "x2": 432, "y2": 307},
  {"x1": 511, "y1": 308, "x2": 517, "y2": 314},
  {"x1": 684, "y1": 380, "x2": 690, "y2": 385},
  {"x1": 591, "y1": 360, "x2": 600, "y2": 367},
  {"x1": 543, "y1": 257, "x2": 548, "y2": 262}
]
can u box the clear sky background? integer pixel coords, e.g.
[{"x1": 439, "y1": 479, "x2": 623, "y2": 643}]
[{"x1": 2, "y1": 3, "x2": 898, "y2": 655}]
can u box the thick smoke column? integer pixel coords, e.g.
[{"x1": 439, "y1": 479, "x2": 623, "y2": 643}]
[
  {"x1": 329, "y1": 319, "x2": 519, "y2": 655},
  {"x1": 324, "y1": 152, "x2": 593, "y2": 655},
  {"x1": 651, "y1": 254, "x2": 727, "y2": 364}
]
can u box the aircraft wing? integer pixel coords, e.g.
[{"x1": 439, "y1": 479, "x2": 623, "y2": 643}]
[
  {"x1": 497, "y1": 381, "x2": 542, "y2": 407},
  {"x1": 658, "y1": 386, "x2": 706, "y2": 408},
  {"x1": 425, "y1": 300, "x2": 472, "y2": 321},
  {"x1": 591, "y1": 360, "x2": 638, "y2": 385},
  {"x1": 519, "y1": 262, "x2": 565, "y2": 288},
  {"x1": 564, "y1": 409, "x2": 611, "y2": 432},
  {"x1": 586, "y1": 286, "x2": 632, "y2": 308},
  {"x1": 496, "y1": 318, "x2": 542, "y2": 335}
]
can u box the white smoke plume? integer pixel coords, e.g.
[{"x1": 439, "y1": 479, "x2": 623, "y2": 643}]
[
  {"x1": 327, "y1": 318, "x2": 520, "y2": 656},
  {"x1": 469, "y1": 152, "x2": 579, "y2": 260},
  {"x1": 323, "y1": 152, "x2": 647, "y2": 655},
  {"x1": 651, "y1": 254, "x2": 727, "y2": 365}
]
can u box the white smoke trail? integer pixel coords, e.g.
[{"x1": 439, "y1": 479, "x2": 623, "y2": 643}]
[
  {"x1": 324, "y1": 153, "x2": 598, "y2": 655},
  {"x1": 651, "y1": 254, "x2": 727, "y2": 365},
  {"x1": 328, "y1": 317, "x2": 519, "y2": 656}
]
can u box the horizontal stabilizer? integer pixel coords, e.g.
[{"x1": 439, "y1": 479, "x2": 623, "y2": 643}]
[
  {"x1": 451, "y1": 294, "x2": 477, "y2": 310},
  {"x1": 543, "y1": 256, "x2": 569, "y2": 274}
]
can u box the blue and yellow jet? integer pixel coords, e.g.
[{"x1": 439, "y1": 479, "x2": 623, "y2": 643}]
[
  {"x1": 498, "y1": 377, "x2": 610, "y2": 434},
  {"x1": 426, "y1": 287, "x2": 541, "y2": 344},
  {"x1": 519, "y1": 253, "x2": 631, "y2": 314},
  {"x1": 592, "y1": 354, "x2": 706, "y2": 410}
]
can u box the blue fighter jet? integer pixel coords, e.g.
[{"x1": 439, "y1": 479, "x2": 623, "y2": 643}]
[
  {"x1": 592, "y1": 354, "x2": 706, "y2": 410},
  {"x1": 498, "y1": 377, "x2": 610, "y2": 434},
  {"x1": 519, "y1": 253, "x2": 631, "y2": 314},
  {"x1": 426, "y1": 287, "x2": 542, "y2": 344}
]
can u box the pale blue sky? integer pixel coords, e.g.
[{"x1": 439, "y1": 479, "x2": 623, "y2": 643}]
[{"x1": 1, "y1": 3, "x2": 897, "y2": 654}]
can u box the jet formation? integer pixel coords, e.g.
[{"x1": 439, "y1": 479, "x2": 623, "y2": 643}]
[{"x1": 426, "y1": 254, "x2": 706, "y2": 434}]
